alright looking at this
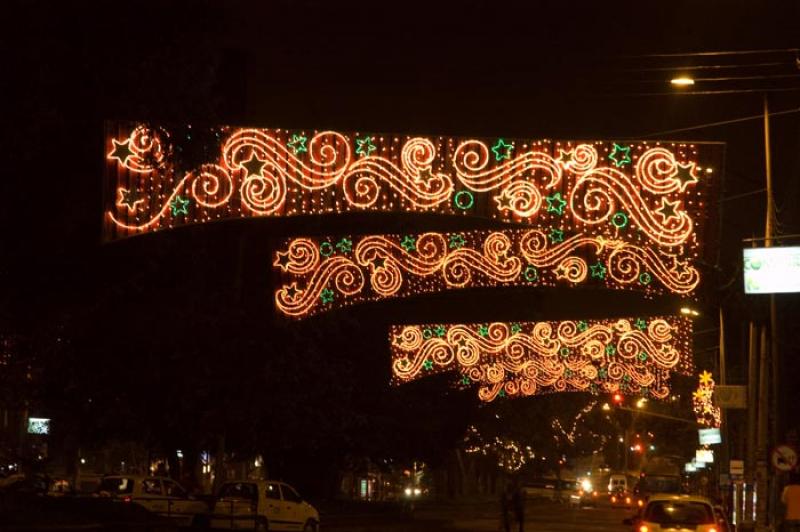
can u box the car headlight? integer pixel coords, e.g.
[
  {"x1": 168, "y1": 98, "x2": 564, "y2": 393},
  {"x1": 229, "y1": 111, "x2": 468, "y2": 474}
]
[
  {"x1": 404, "y1": 488, "x2": 412, "y2": 496},
  {"x1": 413, "y1": 488, "x2": 421, "y2": 496},
  {"x1": 580, "y1": 479, "x2": 593, "y2": 492}
]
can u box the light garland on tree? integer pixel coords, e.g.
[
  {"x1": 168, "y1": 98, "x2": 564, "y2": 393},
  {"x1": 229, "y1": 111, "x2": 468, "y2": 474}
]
[
  {"x1": 552, "y1": 401, "x2": 598, "y2": 445},
  {"x1": 692, "y1": 370, "x2": 721, "y2": 428},
  {"x1": 463, "y1": 425, "x2": 536, "y2": 472},
  {"x1": 103, "y1": 122, "x2": 718, "y2": 244},
  {"x1": 390, "y1": 316, "x2": 693, "y2": 402},
  {"x1": 273, "y1": 229, "x2": 701, "y2": 318}
]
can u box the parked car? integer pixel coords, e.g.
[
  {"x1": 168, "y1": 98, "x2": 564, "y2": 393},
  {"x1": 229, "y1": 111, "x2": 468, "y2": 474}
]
[
  {"x1": 714, "y1": 504, "x2": 734, "y2": 532},
  {"x1": 624, "y1": 493, "x2": 719, "y2": 532},
  {"x1": 96, "y1": 475, "x2": 208, "y2": 527},
  {"x1": 523, "y1": 478, "x2": 573, "y2": 503},
  {"x1": 210, "y1": 479, "x2": 319, "y2": 531}
]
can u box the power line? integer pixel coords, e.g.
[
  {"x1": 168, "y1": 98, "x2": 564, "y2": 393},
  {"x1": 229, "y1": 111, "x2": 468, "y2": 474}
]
[
  {"x1": 634, "y1": 106, "x2": 800, "y2": 138},
  {"x1": 622, "y1": 62, "x2": 790, "y2": 73},
  {"x1": 630, "y1": 48, "x2": 799, "y2": 58}
]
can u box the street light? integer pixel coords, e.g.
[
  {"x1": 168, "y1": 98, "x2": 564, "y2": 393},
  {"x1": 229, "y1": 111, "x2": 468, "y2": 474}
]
[
  {"x1": 680, "y1": 306, "x2": 700, "y2": 317},
  {"x1": 670, "y1": 76, "x2": 695, "y2": 87}
]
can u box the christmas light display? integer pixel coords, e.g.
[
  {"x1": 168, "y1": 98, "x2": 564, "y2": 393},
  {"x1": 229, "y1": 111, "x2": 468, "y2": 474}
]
[
  {"x1": 103, "y1": 122, "x2": 719, "y2": 244},
  {"x1": 693, "y1": 370, "x2": 721, "y2": 428},
  {"x1": 274, "y1": 228, "x2": 701, "y2": 318},
  {"x1": 390, "y1": 316, "x2": 692, "y2": 402},
  {"x1": 463, "y1": 425, "x2": 536, "y2": 472}
]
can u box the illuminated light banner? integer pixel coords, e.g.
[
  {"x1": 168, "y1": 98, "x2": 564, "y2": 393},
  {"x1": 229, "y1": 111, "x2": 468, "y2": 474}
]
[
  {"x1": 274, "y1": 229, "x2": 701, "y2": 318},
  {"x1": 103, "y1": 122, "x2": 719, "y2": 242},
  {"x1": 389, "y1": 316, "x2": 693, "y2": 402}
]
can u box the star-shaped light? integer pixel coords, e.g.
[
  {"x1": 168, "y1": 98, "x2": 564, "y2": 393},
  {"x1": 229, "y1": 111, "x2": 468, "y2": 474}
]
[
  {"x1": 287, "y1": 134, "x2": 308, "y2": 155},
  {"x1": 494, "y1": 192, "x2": 513, "y2": 211},
  {"x1": 274, "y1": 251, "x2": 293, "y2": 270},
  {"x1": 170, "y1": 195, "x2": 190, "y2": 216},
  {"x1": 634, "y1": 318, "x2": 647, "y2": 331},
  {"x1": 590, "y1": 261, "x2": 607, "y2": 279},
  {"x1": 456, "y1": 337, "x2": 469, "y2": 347},
  {"x1": 555, "y1": 264, "x2": 569, "y2": 280},
  {"x1": 608, "y1": 143, "x2": 631, "y2": 168},
  {"x1": 109, "y1": 138, "x2": 133, "y2": 164},
  {"x1": 434, "y1": 325, "x2": 447, "y2": 337},
  {"x1": 491, "y1": 138, "x2": 514, "y2": 161},
  {"x1": 422, "y1": 359, "x2": 434, "y2": 371},
  {"x1": 370, "y1": 255, "x2": 386, "y2": 270},
  {"x1": 699, "y1": 370, "x2": 714, "y2": 386},
  {"x1": 498, "y1": 389, "x2": 506, "y2": 398},
  {"x1": 335, "y1": 238, "x2": 353, "y2": 253},
  {"x1": 557, "y1": 149, "x2": 574, "y2": 167},
  {"x1": 320, "y1": 288, "x2": 335, "y2": 304},
  {"x1": 284, "y1": 284, "x2": 299, "y2": 300},
  {"x1": 461, "y1": 375, "x2": 471, "y2": 385},
  {"x1": 673, "y1": 161, "x2": 699, "y2": 191},
  {"x1": 449, "y1": 234, "x2": 466, "y2": 249},
  {"x1": 598, "y1": 368, "x2": 608, "y2": 379},
  {"x1": 545, "y1": 192, "x2": 568, "y2": 215},
  {"x1": 356, "y1": 136, "x2": 376, "y2": 157},
  {"x1": 117, "y1": 188, "x2": 144, "y2": 212},
  {"x1": 549, "y1": 227, "x2": 565, "y2": 243},
  {"x1": 400, "y1": 235, "x2": 416, "y2": 252},
  {"x1": 605, "y1": 344, "x2": 616, "y2": 356},
  {"x1": 478, "y1": 325, "x2": 489, "y2": 337},
  {"x1": 241, "y1": 153, "x2": 266, "y2": 177},
  {"x1": 577, "y1": 320, "x2": 588, "y2": 332},
  {"x1": 671, "y1": 259, "x2": 693, "y2": 278},
  {"x1": 656, "y1": 198, "x2": 682, "y2": 223},
  {"x1": 511, "y1": 323, "x2": 522, "y2": 335},
  {"x1": 417, "y1": 167, "x2": 436, "y2": 184}
]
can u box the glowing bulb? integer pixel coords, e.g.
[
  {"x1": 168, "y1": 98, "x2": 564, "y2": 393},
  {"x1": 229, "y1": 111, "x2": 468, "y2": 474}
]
[{"x1": 670, "y1": 77, "x2": 695, "y2": 87}]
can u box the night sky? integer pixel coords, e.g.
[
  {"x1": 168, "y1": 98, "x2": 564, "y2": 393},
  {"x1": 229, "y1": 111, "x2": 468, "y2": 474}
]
[{"x1": 3, "y1": 0, "x2": 800, "y2": 478}]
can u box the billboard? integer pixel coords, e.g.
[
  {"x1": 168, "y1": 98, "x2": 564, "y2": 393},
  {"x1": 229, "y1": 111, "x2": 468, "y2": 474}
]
[
  {"x1": 696, "y1": 449, "x2": 714, "y2": 464},
  {"x1": 699, "y1": 428, "x2": 722, "y2": 445},
  {"x1": 744, "y1": 246, "x2": 800, "y2": 294},
  {"x1": 27, "y1": 417, "x2": 50, "y2": 435}
]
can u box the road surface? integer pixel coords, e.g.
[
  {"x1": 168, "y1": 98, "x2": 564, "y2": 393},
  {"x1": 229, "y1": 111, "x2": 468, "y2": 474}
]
[{"x1": 324, "y1": 499, "x2": 633, "y2": 531}]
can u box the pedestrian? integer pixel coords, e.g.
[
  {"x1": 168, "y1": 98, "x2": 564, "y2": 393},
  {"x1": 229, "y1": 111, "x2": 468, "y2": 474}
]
[
  {"x1": 782, "y1": 472, "x2": 800, "y2": 532},
  {"x1": 511, "y1": 478, "x2": 525, "y2": 532},
  {"x1": 500, "y1": 481, "x2": 512, "y2": 532}
]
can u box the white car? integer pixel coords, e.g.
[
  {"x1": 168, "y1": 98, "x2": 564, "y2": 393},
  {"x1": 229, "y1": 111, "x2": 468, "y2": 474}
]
[
  {"x1": 625, "y1": 493, "x2": 720, "y2": 532},
  {"x1": 97, "y1": 475, "x2": 208, "y2": 527},
  {"x1": 211, "y1": 479, "x2": 319, "y2": 531}
]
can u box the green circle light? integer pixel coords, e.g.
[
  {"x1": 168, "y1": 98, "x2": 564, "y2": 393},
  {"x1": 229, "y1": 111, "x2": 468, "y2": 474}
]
[
  {"x1": 454, "y1": 190, "x2": 475, "y2": 210},
  {"x1": 319, "y1": 242, "x2": 334, "y2": 257},
  {"x1": 612, "y1": 211, "x2": 629, "y2": 229}
]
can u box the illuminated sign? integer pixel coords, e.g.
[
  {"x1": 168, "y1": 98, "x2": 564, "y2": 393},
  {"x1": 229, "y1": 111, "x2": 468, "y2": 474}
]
[
  {"x1": 27, "y1": 417, "x2": 50, "y2": 435},
  {"x1": 696, "y1": 449, "x2": 714, "y2": 463},
  {"x1": 685, "y1": 462, "x2": 697, "y2": 473},
  {"x1": 389, "y1": 316, "x2": 693, "y2": 402},
  {"x1": 699, "y1": 428, "x2": 722, "y2": 445},
  {"x1": 743, "y1": 246, "x2": 800, "y2": 294}
]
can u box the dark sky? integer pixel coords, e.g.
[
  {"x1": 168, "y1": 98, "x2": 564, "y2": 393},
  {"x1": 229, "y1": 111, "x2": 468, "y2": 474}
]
[{"x1": 2, "y1": 0, "x2": 800, "y2": 440}]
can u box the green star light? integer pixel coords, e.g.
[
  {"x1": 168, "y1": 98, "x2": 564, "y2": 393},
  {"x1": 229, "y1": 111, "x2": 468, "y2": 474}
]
[
  {"x1": 434, "y1": 325, "x2": 447, "y2": 337},
  {"x1": 590, "y1": 262, "x2": 607, "y2": 279},
  {"x1": 287, "y1": 134, "x2": 308, "y2": 155},
  {"x1": 545, "y1": 192, "x2": 568, "y2": 215},
  {"x1": 549, "y1": 227, "x2": 565, "y2": 243},
  {"x1": 491, "y1": 138, "x2": 514, "y2": 161},
  {"x1": 461, "y1": 375, "x2": 471, "y2": 385},
  {"x1": 335, "y1": 238, "x2": 353, "y2": 253},
  {"x1": 423, "y1": 359, "x2": 434, "y2": 371},
  {"x1": 449, "y1": 234, "x2": 466, "y2": 249},
  {"x1": 608, "y1": 143, "x2": 632, "y2": 168},
  {"x1": 634, "y1": 318, "x2": 647, "y2": 331},
  {"x1": 605, "y1": 344, "x2": 616, "y2": 356},
  {"x1": 478, "y1": 325, "x2": 489, "y2": 337},
  {"x1": 511, "y1": 323, "x2": 522, "y2": 335},
  {"x1": 170, "y1": 195, "x2": 190, "y2": 216},
  {"x1": 356, "y1": 136, "x2": 376, "y2": 157},
  {"x1": 320, "y1": 288, "x2": 335, "y2": 304},
  {"x1": 577, "y1": 320, "x2": 588, "y2": 332},
  {"x1": 400, "y1": 235, "x2": 416, "y2": 252}
]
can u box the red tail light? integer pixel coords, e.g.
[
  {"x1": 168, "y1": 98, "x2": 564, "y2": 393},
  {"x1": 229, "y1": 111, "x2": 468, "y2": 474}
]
[
  {"x1": 637, "y1": 499, "x2": 644, "y2": 507},
  {"x1": 122, "y1": 496, "x2": 132, "y2": 503}
]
